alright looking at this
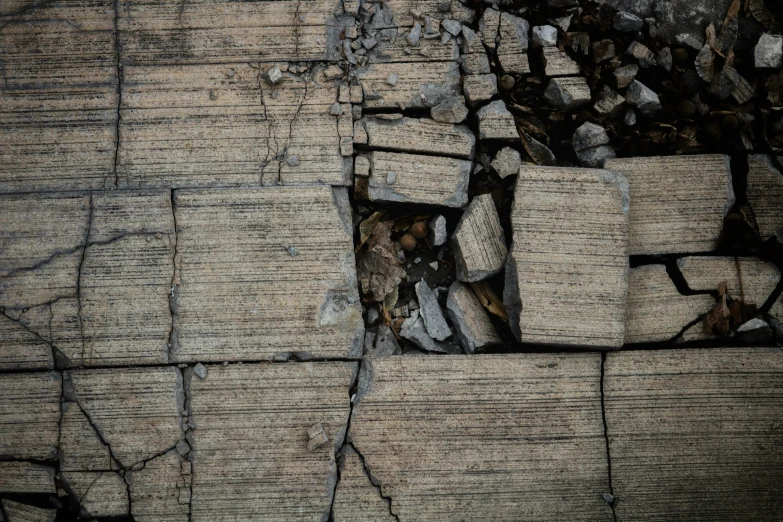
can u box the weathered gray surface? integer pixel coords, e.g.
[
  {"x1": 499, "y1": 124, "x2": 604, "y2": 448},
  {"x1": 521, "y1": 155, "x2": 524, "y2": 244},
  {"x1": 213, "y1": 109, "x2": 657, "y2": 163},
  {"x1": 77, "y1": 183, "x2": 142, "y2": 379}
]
[
  {"x1": 172, "y1": 187, "x2": 363, "y2": 362},
  {"x1": 332, "y1": 446, "x2": 396, "y2": 522},
  {"x1": 356, "y1": 61, "x2": 462, "y2": 110},
  {"x1": 127, "y1": 449, "x2": 191, "y2": 522},
  {"x1": 506, "y1": 166, "x2": 629, "y2": 348},
  {"x1": 61, "y1": 471, "x2": 129, "y2": 518},
  {"x1": 350, "y1": 355, "x2": 612, "y2": 521},
  {"x1": 361, "y1": 116, "x2": 475, "y2": 159},
  {"x1": 542, "y1": 47, "x2": 581, "y2": 76},
  {"x1": 0, "y1": 372, "x2": 61, "y2": 460},
  {"x1": 452, "y1": 194, "x2": 508, "y2": 282},
  {"x1": 604, "y1": 348, "x2": 783, "y2": 521},
  {"x1": 188, "y1": 362, "x2": 356, "y2": 521},
  {"x1": 605, "y1": 155, "x2": 734, "y2": 255},
  {"x1": 625, "y1": 265, "x2": 714, "y2": 344},
  {"x1": 0, "y1": 462, "x2": 55, "y2": 494},
  {"x1": 1, "y1": 500, "x2": 56, "y2": 522},
  {"x1": 59, "y1": 402, "x2": 115, "y2": 472},
  {"x1": 747, "y1": 155, "x2": 783, "y2": 241},
  {"x1": 446, "y1": 281, "x2": 501, "y2": 353}
]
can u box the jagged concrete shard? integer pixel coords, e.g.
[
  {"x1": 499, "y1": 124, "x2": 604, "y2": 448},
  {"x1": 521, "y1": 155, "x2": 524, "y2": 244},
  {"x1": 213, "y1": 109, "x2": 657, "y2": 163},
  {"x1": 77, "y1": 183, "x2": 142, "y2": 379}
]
[
  {"x1": 624, "y1": 265, "x2": 714, "y2": 344},
  {"x1": 0, "y1": 462, "x2": 55, "y2": 494},
  {"x1": 0, "y1": 0, "x2": 118, "y2": 193},
  {"x1": 59, "y1": 402, "x2": 116, "y2": 472},
  {"x1": 604, "y1": 155, "x2": 734, "y2": 255},
  {"x1": 332, "y1": 446, "x2": 397, "y2": 522},
  {"x1": 65, "y1": 367, "x2": 185, "y2": 468},
  {"x1": 1, "y1": 500, "x2": 57, "y2": 522},
  {"x1": 0, "y1": 372, "x2": 61, "y2": 460},
  {"x1": 350, "y1": 355, "x2": 612, "y2": 521},
  {"x1": 505, "y1": 166, "x2": 629, "y2": 348},
  {"x1": 0, "y1": 314, "x2": 53, "y2": 371},
  {"x1": 604, "y1": 348, "x2": 783, "y2": 521},
  {"x1": 188, "y1": 362, "x2": 356, "y2": 521},
  {"x1": 357, "y1": 61, "x2": 463, "y2": 110},
  {"x1": 60, "y1": 471, "x2": 129, "y2": 518},
  {"x1": 171, "y1": 186, "x2": 362, "y2": 362},
  {"x1": 119, "y1": 66, "x2": 349, "y2": 188},
  {"x1": 360, "y1": 116, "x2": 476, "y2": 160},
  {"x1": 746, "y1": 155, "x2": 783, "y2": 241}
]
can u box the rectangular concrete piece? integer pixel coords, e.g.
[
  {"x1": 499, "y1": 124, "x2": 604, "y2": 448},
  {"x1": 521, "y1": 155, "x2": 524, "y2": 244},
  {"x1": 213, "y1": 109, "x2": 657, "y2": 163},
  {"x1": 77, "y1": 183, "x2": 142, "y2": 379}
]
[
  {"x1": 361, "y1": 116, "x2": 476, "y2": 160},
  {"x1": 172, "y1": 186, "x2": 363, "y2": 362},
  {"x1": 188, "y1": 362, "x2": 357, "y2": 521},
  {"x1": 604, "y1": 348, "x2": 783, "y2": 521},
  {"x1": 0, "y1": 372, "x2": 61, "y2": 461},
  {"x1": 349, "y1": 355, "x2": 612, "y2": 521},
  {"x1": 506, "y1": 166, "x2": 629, "y2": 348},
  {"x1": 604, "y1": 155, "x2": 734, "y2": 254}
]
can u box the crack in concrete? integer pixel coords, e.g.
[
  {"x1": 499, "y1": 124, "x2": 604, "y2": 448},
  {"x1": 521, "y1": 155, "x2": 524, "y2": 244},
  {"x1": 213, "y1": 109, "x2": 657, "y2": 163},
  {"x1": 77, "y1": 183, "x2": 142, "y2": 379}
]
[
  {"x1": 600, "y1": 352, "x2": 618, "y2": 522},
  {"x1": 113, "y1": 0, "x2": 123, "y2": 189},
  {"x1": 77, "y1": 195, "x2": 94, "y2": 366},
  {"x1": 168, "y1": 190, "x2": 180, "y2": 364}
]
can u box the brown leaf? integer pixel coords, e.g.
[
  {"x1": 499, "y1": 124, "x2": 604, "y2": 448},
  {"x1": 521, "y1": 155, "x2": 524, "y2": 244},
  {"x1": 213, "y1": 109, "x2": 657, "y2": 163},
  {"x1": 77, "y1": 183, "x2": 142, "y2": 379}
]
[
  {"x1": 357, "y1": 211, "x2": 384, "y2": 252},
  {"x1": 470, "y1": 281, "x2": 509, "y2": 322},
  {"x1": 725, "y1": 0, "x2": 742, "y2": 24},
  {"x1": 705, "y1": 23, "x2": 718, "y2": 51},
  {"x1": 695, "y1": 44, "x2": 715, "y2": 82},
  {"x1": 704, "y1": 286, "x2": 731, "y2": 337},
  {"x1": 520, "y1": 132, "x2": 556, "y2": 165}
]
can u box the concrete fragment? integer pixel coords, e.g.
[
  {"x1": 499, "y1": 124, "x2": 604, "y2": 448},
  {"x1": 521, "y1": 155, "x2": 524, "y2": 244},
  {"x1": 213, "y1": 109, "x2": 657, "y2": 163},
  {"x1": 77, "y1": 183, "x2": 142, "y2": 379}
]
[
  {"x1": 476, "y1": 100, "x2": 518, "y2": 140},
  {"x1": 1, "y1": 500, "x2": 56, "y2": 522},
  {"x1": 446, "y1": 281, "x2": 500, "y2": 353},
  {"x1": 441, "y1": 19, "x2": 462, "y2": 36},
  {"x1": 614, "y1": 11, "x2": 644, "y2": 31},
  {"x1": 736, "y1": 318, "x2": 773, "y2": 344},
  {"x1": 605, "y1": 155, "x2": 733, "y2": 254},
  {"x1": 625, "y1": 41, "x2": 655, "y2": 68},
  {"x1": 594, "y1": 85, "x2": 626, "y2": 115},
  {"x1": 506, "y1": 166, "x2": 629, "y2": 348},
  {"x1": 268, "y1": 65, "x2": 283, "y2": 84},
  {"x1": 532, "y1": 25, "x2": 558, "y2": 47},
  {"x1": 657, "y1": 47, "x2": 673, "y2": 71},
  {"x1": 364, "y1": 325, "x2": 402, "y2": 356},
  {"x1": 572, "y1": 122, "x2": 615, "y2": 167},
  {"x1": 193, "y1": 363, "x2": 208, "y2": 380},
  {"x1": 363, "y1": 151, "x2": 470, "y2": 208},
  {"x1": 357, "y1": 61, "x2": 461, "y2": 110},
  {"x1": 624, "y1": 108, "x2": 637, "y2": 126},
  {"x1": 746, "y1": 155, "x2": 783, "y2": 241},
  {"x1": 61, "y1": 471, "x2": 129, "y2": 518},
  {"x1": 479, "y1": 8, "x2": 501, "y2": 49},
  {"x1": 362, "y1": 116, "x2": 475, "y2": 159},
  {"x1": 415, "y1": 281, "x2": 452, "y2": 341},
  {"x1": 0, "y1": 372, "x2": 60, "y2": 460},
  {"x1": 592, "y1": 39, "x2": 615, "y2": 63},
  {"x1": 544, "y1": 76, "x2": 592, "y2": 110},
  {"x1": 463, "y1": 74, "x2": 498, "y2": 105},
  {"x1": 614, "y1": 64, "x2": 639, "y2": 89},
  {"x1": 430, "y1": 96, "x2": 469, "y2": 123},
  {"x1": 731, "y1": 74, "x2": 754, "y2": 104},
  {"x1": 308, "y1": 423, "x2": 330, "y2": 451},
  {"x1": 400, "y1": 310, "x2": 461, "y2": 353},
  {"x1": 491, "y1": 147, "x2": 522, "y2": 179},
  {"x1": 452, "y1": 195, "x2": 507, "y2": 282},
  {"x1": 625, "y1": 80, "x2": 662, "y2": 116},
  {"x1": 428, "y1": 215, "x2": 448, "y2": 246},
  {"x1": 0, "y1": 462, "x2": 55, "y2": 494},
  {"x1": 755, "y1": 34, "x2": 783, "y2": 69},
  {"x1": 460, "y1": 26, "x2": 491, "y2": 74},
  {"x1": 542, "y1": 47, "x2": 581, "y2": 76}
]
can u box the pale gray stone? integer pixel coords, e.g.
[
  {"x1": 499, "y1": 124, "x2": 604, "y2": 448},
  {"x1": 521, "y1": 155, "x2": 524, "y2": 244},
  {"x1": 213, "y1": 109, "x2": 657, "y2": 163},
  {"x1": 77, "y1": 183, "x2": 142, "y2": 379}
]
[
  {"x1": 193, "y1": 363, "x2": 208, "y2": 380},
  {"x1": 364, "y1": 325, "x2": 401, "y2": 356},
  {"x1": 544, "y1": 76, "x2": 591, "y2": 110},
  {"x1": 415, "y1": 281, "x2": 452, "y2": 342},
  {"x1": 657, "y1": 47, "x2": 673, "y2": 72},
  {"x1": 446, "y1": 281, "x2": 501, "y2": 353},
  {"x1": 463, "y1": 74, "x2": 498, "y2": 105},
  {"x1": 366, "y1": 307, "x2": 379, "y2": 326},
  {"x1": 428, "y1": 215, "x2": 448, "y2": 247},
  {"x1": 625, "y1": 80, "x2": 661, "y2": 116},
  {"x1": 572, "y1": 122, "x2": 615, "y2": 168},
  {"x1": 400, "y1": 311, "x2": 462, "y2": 353},
  {"x1": 737, "y1": 318, "x2": 773, "y2": 344},
  {"x1": 476, "y1": 100, "x2": 518, "y2": 140},
  {"x1": 491, "y1": 147, "x2": 522, "y2": 179},
  {"x1": 614, "y1": 12, "x2": 644, "y2": 31},
  {"x1": 441, "y1": 19, "x2": 462, "y2": 36},
  {"x1": 532, "y1": 25, "x2": 558, "y2": 47},
  {"x1": 625, "y1": 108, "x2": 637, "y2": 126},
  {"x1": 268, "y1": 65, "x2": 283, "y2": 84},
  {"x1": 614, "y1": 64, "x2": 639, "y2": 89},
  {"x1": 755, "y1": 34, "x2": 783, "y2": 69},
  {"x1": 431, "y1": 96, "x2": 469, "y2": 124}
]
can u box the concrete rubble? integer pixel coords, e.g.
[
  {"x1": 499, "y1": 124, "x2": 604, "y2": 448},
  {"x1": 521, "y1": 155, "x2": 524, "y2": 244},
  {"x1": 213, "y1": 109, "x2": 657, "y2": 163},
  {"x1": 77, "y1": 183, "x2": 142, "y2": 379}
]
[
  {"x1": 446, "y1": 282, "x2": 501, "y2": 353},
  {"x1": 451, "y1": 195, "x2": 508, "y2": 283}
]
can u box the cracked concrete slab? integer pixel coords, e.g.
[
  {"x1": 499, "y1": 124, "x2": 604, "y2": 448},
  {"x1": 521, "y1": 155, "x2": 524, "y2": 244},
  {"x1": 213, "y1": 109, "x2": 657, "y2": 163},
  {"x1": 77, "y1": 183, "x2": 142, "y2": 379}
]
[
  {"x1": 126, "y1": 449, "x2": 191, "y2": 522},
  {"x1": 0, "y1": 0, "x2": 118, "y2": 192},
  {"x1": 0, "y1": 462, "x2": 55, "y2": 494},
  {"x1": 187, "y1": 362, "x2": 356, "y2": 521},
  {"x1": 356, "y1": 61, "x2": 462, "y2": 110},
  {"x1": 332, "y1": 445, "x2": 396, "y2": 522},
  {"x1": 59, "y1": 401, "x2": 116, "y2": 472},
  {"x1": 604, "y1": 348, "x2": 783, "y2": 521},
  {"x1": 61, "y1": 471, "x2": 129, "y2": 518},
  {"x1": 0, "y1": 314, "x2": 53, "y2": 371},
  {"x1": 0, "y1": 500, "x2": 56, "y2": 522},
  {"x1": 171, "y1": 186, "x2": 363, "y2": 362},
  {"x1": 746, "y1": 155, "x2": 783, "y2": 241},
  {"x1": 605, "y1": 155, "x2": 734, "y2": 255},
  {"x1": 349, "y1": 355, "x2": 612, "y2": 521},
  {"x1": 505, "y1": 166, "x2": 629, "y2": 348},
  {"x1": 0, "y1": 372, "x2": 61, "y2": 460}
]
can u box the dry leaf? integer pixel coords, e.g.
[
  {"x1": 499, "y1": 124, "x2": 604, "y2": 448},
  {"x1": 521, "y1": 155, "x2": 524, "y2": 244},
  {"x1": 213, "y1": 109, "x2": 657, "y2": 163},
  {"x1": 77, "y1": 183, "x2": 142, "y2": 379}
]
[
  {"x1": 725, "y1": 0, "x2": 742, "y2": 24},
  {"x1": 356, "y1": 220, "x2": 406, "y2": 308},
  {"x1": 470, "y1": 281, "x2": 509, "y2": 322},
  {"x1": 520, "y1": 132, "x2": 556, "y2": 165},
  {"x1": 705, "y1": 23, "x2": 718, "y2": 51},
  {"x1": 704, "y1": 281, "x2": 731, "y2": 336},
  {"x1": 357, "y1": 211, "x2": 384, "y2": 252},
  {"x1": 748, "y1": 0, "x2": 774, "y2": 29},
  {"x1": 695, "y1": 44, "x2": 715, "y2": 82}
]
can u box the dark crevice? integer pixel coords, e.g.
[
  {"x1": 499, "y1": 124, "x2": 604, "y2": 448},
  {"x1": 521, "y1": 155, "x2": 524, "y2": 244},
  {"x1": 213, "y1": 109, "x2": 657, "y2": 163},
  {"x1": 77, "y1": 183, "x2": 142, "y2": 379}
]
[
  {"x1": 599, "y1": 352, "x2": 618, "y2": 522},
  {"x1": 112, "y1": 0, "x2": 123, "y2": 189},
  {"x1": 168, "y1": 190, "x2": 180, "y2": 364},
  {"x1": 76, "y1": 194, "x2": 94, "y2": 366},
  {"x1": 177, "y1": 367, "x2": 194, "y2": 522}
]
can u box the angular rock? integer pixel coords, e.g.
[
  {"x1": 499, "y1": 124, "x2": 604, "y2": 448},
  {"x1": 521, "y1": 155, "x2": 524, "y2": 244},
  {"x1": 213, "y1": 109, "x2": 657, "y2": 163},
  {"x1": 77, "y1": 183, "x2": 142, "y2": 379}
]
[
  {"x1": 592, "y1": 39, "x2": 615, "y2": 63},
  {"x1": 476, "y1": 100, "x2": 518, "y2": 140},
  {"x1": 506, "y1": 166, "x2": 629, "y2": 348},
  {"x1": 594, "y1": 86, "x2": 626, "y2": 116},
  {"x1": 625, "y1": 41, "x2": 656, "y2": 68},
  {"x1": 193, "y1": 363, "x2": 208, "y2": 380},
  {"x1": 364, "y1": 325, "x2": 402, "y2": 356},
  {"x1": 625, "y1": 108, "x2": 637, "y2": 126},
  {"x1": 614, "y1": 12, "x2": 644, "y2": 31},
  {"x1": 478, "y1": 8, "x2": 501, "y2": 49},
  {"x1": 614, "y1": 64, "x2": 639, "y2": 89},
  {"x1": 544, "y1": 76, "x2": 591, "y2": 110},
  {"x1": 362, "y1": 116, "x2": 475, "y2": 159},
  {"x1": 363, "y1": 151, "x2": 470, "y2": 208},
  {"x1": 463, "y1": 74, "x2": 498, "y2": 105},
  {"x1": 572, "y1": 122, "x2": 616, "y2": 167},
  {"x1": 446, "y1": 281, "x2": 500, "y2": 353},
  {"x1": 625, "y1": 80, "x2": 662, "y2": 116},
  {"x1": 428, "y1": 215, "x2": 448, "y2": 247},
  {"x1": 736, "y1": 318, "x2": 773, "y2": 344},
  {"x1": 496, "y1": 12, "x2": 531, "y2": 74},
  {"x1": 731, "y1": 74, "x2": 754, "y2": 104},
  {"x1": 656, "y1": 47, "x2": 673, "y2": 71},
  {"x1": 451, "y1": 195, "x2": 507, "y2": 282},
  {"x1": 1, "y1": 500, "x2": 56, "y2": 522},
  {"x1": 710, "y1": 66, "x2": 740, "y2": 100},
  {"x1": 605, "y1": 155, "x2": 733, "y2": 254},
  {"x1": 460, "y1": 26, "x2": 491, "y2": 74},
  {"x1": 491, "y1": 147, "x2": 522, "y2": 179},
  {"x1": 746, "y1": 155, "x2": 783, "y2": 241},
  {"x1": 415, "y1": 281, "x2": 452, "y2": 341},
  {"x1": 430, "y1": 96, "x2": 469, "y2": 123},
  {"x1": 400, "y1": 310, "x2": 461, "y2": 353},
  {"x1": 542, "y1": 47, "x2": 581, "y2": 76},
  {"x1": 0, "y1": 462, "x2": 55, "y2": 494},
  {"x1": 755, "y1": 34, "x2": 783, "y2": 69},
  {"x1": 532, "y1": 25, "x2": 558, "y2": 47},
  {"x1": 441, "y1": 19, "x2": 462, "y2": 36},
  {"x1": 308, "y1": 423, "x2": 330, "y2": 452},
  {"x1": 624, "y1": 265, "x2": 714, "y2": 343},
  {"x1": 0, "y1": 372, "x2": 61, "y2": 460}
]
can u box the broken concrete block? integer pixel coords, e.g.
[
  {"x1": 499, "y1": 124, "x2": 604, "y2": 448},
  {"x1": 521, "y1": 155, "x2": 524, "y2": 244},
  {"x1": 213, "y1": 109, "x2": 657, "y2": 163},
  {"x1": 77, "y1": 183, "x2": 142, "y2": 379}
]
[
  {"x1": 476, "y1": 100, "x2": 518, "y2": 140},
  {"x1": 308, "y1": 423, "x2": 330, "y2": 451},
  {"x1": 755, "y1": 34, "x2": 783, "y2": 69},
  {"x1": 1, "y1": 500, "x2": 56, "y2": 522},
  {"x1": 478, "y1": 8, "x2": 501, "y2": 49},
  {"x1": 496, "y1": 12, "x2": 531, "y2": 74},
  {"x1": 61, "y1": 471, "x2": 129, "y2": 518},
  {"x1": 126, "y1": 449, "x2": 190, "y2": 522},
  {"x1": 625, "y1": 80, "x2": 661, "y2": 115},
  {"x1": 506, "y1": 166, "x2": 629, "y2": 348},
  {"x1": 624, "y1": 265, "x2": 714, "y2": 344},
  {"x1": 0, "y1": 372, "x2": 60, "y2": 460},
  {"x1": 452, "y1": 194, "x2": 507, "y2": 282},
  {"x1": 491, "y1": 147, "x2": 522, "y2": 179},
  {"x1": 66, "y1": 367, "x2": 184, "y2": 468},
  {"x1": 736, "y1": 318, "x2": 773, "y2": 344},
  {"x1": 172, "y1": 187, "x2": 363, "y2": 362},
  {"x1": 429, "y1": 215, "x2": 448, "y2": 246},
  {"x1": 0, "y1": 462, "x2": 55, "y2": 494},
  {"x1": 678, "y1": 257, "x2": 782, "y2": 321},
  {"x1": 746, "y1": 155, "x2": 783, "y2": 241},
  {"x1": 463, "y1": 74, "x2": 498, "y2": 105},
  {"x1": 188, "y1": 362, "x2": 356, "y2": 521},
  {"x1": 332, "y1": 445, "x2": 396, "y2": 522},
  {"x1": 544, "y1": 76, "x2": 591, "y2": 110},
  {"x1": 542, "y1": 47, "x2": 581, "y2": 76},
  {"x1": 400, "y1": 310, "x2": 461, "y2": 353},
  {"x1": 0, "y1": 314, "x2": 53, "y2": 371},
  {"x1": 593, "y1": 85, "x2": 625, "y2": 116},
  {"x1": 446, "y1": 281, "x2": 500, "y2": 353},
  {"x1": 350, "y1": 355, "x2": 611, "y2": 520},
  {"x1": 614, "y1": 11, "x2": 644, "y2": 31},
  {"x1": 613, "y1": 64, "x2": 639, "y2": 89},
  {"x1": 572, "y1": 122, "x2": 615, "y2": 167},
  {"x1": 604, "y1": 155, "x2": 734, "y2": 254},
  {"x1": 363, "y1": 151, "x2": 470, "y2": 208},
  {"x1": 362, "y1": 116, "x2": 475, "y2": 159},
  {"x1": 430, "y1": 96, "x2": 469, "y2": 124},
  {"x1": 604, "y1": 348, "x2": 783, "y2": 521},
  {"x1": 357, "y1": 61, "x2": 462, "y2": 110},
  {"x1": 460, "y1": 26, "x2": 491, "y2": 74},
  {"x1": 59, "y1": 402, "x2": 115, "y2": 472},
  {"x1": 415, "y1": 281, "x2": 452, "y2": 341},
  {"x1": 625, "y1": 41, "x2": 656, "y2": 68},
  {"x1": 532, "y1": 25, "x2": 558, "y2": 47},
  {"x1": 364, "y1": 325, "x2": 402, "y2": 356}
]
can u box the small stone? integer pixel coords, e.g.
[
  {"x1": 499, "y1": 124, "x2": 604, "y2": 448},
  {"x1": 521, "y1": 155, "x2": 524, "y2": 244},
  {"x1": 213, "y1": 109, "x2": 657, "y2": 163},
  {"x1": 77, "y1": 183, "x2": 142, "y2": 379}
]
[
  {"x1": 400, "y1": 310, "x2": 462, "y2": 354},
  {"x1": 209, "y1": 89, "x2": 218, "y2": 100},
  {"x1": 463, "y1": 74, "x2": 498, "y2": 105},
  {"x1": 287, "y1": 246, "x2": 299, "y2": 257},
  {"x1": 286, "y1": 154, "x2": 300, "y2": 167},
  {"x1": 354, "y1": 155, "x2": 370, "y2": 177},
  {"x1": 408, "y1": 22, "x2": 422, "y2": 45},
  {"x1": 532, "y1": 25, "x2": 558, "y2": 48},
  {"x1": 552, "y1": 14, "x2": 572, "y2": 32},
  {"x1": 428, "y1": 215, "x2": 448, "y2": 246},
  {"x1": 366, "y1": 307, "x2": 379, "y2": 326},
  {"x1": 624, "y1": 108, "x2": 637, "y2": 126},
  {"x1": 625, "y1": 41, "x2": 656, "y2": 68},
  {"x1": 446, "y1": 281, "x2": 501, "y2": 353},
  {"x1": 602, "y1": 493, "x2": 615, "y2": 505},
  {"x1": 363, "y1": 325, "x2": 401, "y2": 356},
  {"x1": 675, "y1": 33, "x2": 704, "y2": 52},
  {"x1": 592, "y1": 39, "x2": 615, "y2": 63},
  {"x1": 499, "y1": 74, "x2": 515, "y2": 91},
  {"x1": 385, "y1": 73, "x2": 398, "y2": 86},
  {"x1": 452, "y1": 194, "x2": 507, "y2": 282},
  {"x1": 431, "y1": 96, "x2": 469, "y2": 123},
  {"x1": 386, "y1": 170, "x2": 396, "y2": 184},
  {"x1": 307, "y1": 423, "x2": 329, "y2": 451},
  {"x1": 429, "y1": 261, "x2": 439, "y2": 271},
  {"x1": 176, "y1": 440, "x2": 191, "y2": 456},
  {"x1": 625, "y1": 80, "x2": 662, "y2": 116},
  {"x1": 415, "y1": 281, "x2": 452, "y2": 341},
  {"x1": 731, "y1": 75, "x2": 754, "y2": 105},
  {"x1": 476, "y1": 100, "x2": 517, "y2": 141},
  {"x1": 656, "y1": 47, "x2": 673, "y2": 72},
  {"x1": 329, "y1": 102, "x2": 342, "y2": 116},
  {"x1": 613, "y1": 64, "x2": 639, "y2": 89},
  {"x1": 755, "y1": 34, "x2": 783, "y2": 69},
  {"x1": 491, "y1": 147, "x2": 521, "y2": 179},
  {"x1": 193, "y1": 363, "x2": 208, "y2": 380},
  {"x1": 566, "y1": 32, "x2": 590, "y2": 55},
  {"x1": 324, "y1": 64, "x2": 343, "y2": 80},
  {"x1": 572, "y1": 122, "x2": 614, "y2": 168},
  {"x1": 736, "y1": 318, "x2": 773, "y2": 344},
  {"x1": 441, "y1": 19, "x2": 462, "y2": 36},
  {"x1": 614, "y1": 11, "x2": 644, "y2": 32},
  {"x1": 268, "y1": 65, "x2": 283, "y2": 84},
  {"x1": 544, "y1": 76, "x2": 591, "y2": 110},
  {"x1": 414, "y1": 257, "x2": 421, "y2": 264},
  {"x1": 593, "y1": 85, "x2": 625, "y2": 116},
  {"x1": 709, "y1": 66, "x2": 740, "y2": 100}
]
